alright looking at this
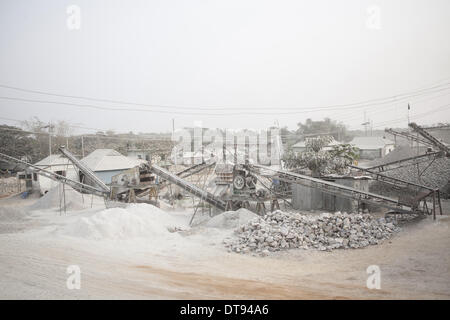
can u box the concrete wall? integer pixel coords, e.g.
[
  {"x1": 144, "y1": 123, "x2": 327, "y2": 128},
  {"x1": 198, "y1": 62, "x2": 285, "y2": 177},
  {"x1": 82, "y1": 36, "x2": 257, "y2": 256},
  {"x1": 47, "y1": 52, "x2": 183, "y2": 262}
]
[
  {"x1": 292, "y1": 178, "x2": 370, "y2": 213},
  {"x1": 35, "y1": 165, "x2": 78, "y2": 195}
]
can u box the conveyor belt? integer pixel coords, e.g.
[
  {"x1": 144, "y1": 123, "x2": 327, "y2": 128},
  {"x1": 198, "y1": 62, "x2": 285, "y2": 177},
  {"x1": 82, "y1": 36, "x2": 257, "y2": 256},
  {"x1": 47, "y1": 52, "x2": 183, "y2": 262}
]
[
  {"x1": 252, "y1": 164, "x2": 423, "y2": 214},
  {"x1": 385, "y1": 128, "x2": 435, "y2": 147},
  {"x1": 176, "y1": 162, "x2": 215, "y2": 178},
  {"x1": 365, "y1": 151, "x2": 443, "y2": 172},
  {"x1": 349, "y1": 165, "x2": 434, "y2": 191},
  {"x1": 150, "y1": 164, "x2": 226, "y2": 210},
  {"x1": 59, "y1": 147, "x2": 110, "y2": 192},
  {"x1": 137, "y1": 162, "x2": 215, "y2": 198},
  {"x1": 409, "y1": 122, "x2": 450, "y2": 155},
  {"x1": 0, "y1": 152, "x2": 107, "y2": 197}
]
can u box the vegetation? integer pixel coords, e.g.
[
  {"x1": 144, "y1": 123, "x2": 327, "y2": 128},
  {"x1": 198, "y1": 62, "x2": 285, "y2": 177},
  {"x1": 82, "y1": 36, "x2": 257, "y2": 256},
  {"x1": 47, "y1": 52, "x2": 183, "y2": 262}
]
[
  {"x1": 296, "y1": 118, "x2": 348, "y2": 142},
  {"x1": 0, "y1": 118, "x2": 173, "y2": 165},
  {"x1": 282, "y1": 136, "x2": 359, "y2": 176}
]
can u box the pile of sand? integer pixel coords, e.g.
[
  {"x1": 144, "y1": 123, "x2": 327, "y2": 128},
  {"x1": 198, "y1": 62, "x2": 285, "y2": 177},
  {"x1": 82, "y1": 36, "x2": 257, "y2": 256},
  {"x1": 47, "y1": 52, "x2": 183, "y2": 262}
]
[
  {"x1": 29, "y1": 186, "x2": 103, "y2": 211},
  {"x1": 205, "y1": 208, "x2": 258, "y2": 229},
  {"x1": 64, "y1": 203, "x2": 183, "y2": 240}
]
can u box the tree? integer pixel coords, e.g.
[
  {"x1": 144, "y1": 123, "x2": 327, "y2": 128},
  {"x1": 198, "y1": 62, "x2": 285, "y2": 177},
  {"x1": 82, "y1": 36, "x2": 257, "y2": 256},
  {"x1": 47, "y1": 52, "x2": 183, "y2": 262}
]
[
  {"x1": 296, "y1": 118, "x2": 348, "y2": 142},
  {"x1": 0, "y1": 125, "x2": 39, "y2": 162},
  {"x1": 21, "y1": 117, "x2": 78, "y2": 159},
  {"x1": 282, "y1": 136, "x2": 359, "y2": 176}
]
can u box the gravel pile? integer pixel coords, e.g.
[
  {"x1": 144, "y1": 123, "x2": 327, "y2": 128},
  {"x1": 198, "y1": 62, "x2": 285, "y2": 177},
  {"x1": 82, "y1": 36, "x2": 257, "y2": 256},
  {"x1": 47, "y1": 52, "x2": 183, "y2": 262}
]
[{"x1": 224, "y1": 210, "x2": 400, "y2": 255}]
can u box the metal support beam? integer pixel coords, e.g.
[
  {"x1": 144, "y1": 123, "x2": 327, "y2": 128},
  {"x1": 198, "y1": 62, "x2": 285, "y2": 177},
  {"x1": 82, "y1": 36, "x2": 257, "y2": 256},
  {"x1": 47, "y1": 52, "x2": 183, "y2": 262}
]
[
  {"x1": 150, "y1": 164, "x2": 226, "y2": 210},
  {"x1": 58, "y1": 146, "x2": 110, "y2": 193},
  {"x1": 0, "y1": 152, "x2": 107, "y2": 197},
  {"x1": 253, "y1": 164, "x2": 425, "y2": 214}
]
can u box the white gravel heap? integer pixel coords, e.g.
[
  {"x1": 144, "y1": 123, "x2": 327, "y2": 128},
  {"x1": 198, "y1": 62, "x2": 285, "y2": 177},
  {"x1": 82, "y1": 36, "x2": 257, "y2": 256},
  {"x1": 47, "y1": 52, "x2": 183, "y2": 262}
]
[
  {"x1": 64, "y1": 203, "x2": 183, "y2": 240},
  {"x1": 205, "y1": 208, "x2": 258, "y2": 229},
  {"x1": 224, "y1": 210, "x2": 400, "y2": 255}
]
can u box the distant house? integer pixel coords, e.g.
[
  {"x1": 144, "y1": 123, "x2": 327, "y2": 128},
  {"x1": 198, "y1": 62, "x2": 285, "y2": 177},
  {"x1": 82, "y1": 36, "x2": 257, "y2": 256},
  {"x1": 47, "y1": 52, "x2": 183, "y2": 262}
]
[
  {"x1": 291, "y1": 138, "x2": 342, "y2": 154},
  {"x1": 33, "y1": 154, "x2": 78, "y2": 195},
  {"x1": 349, "y1": 136, "x2": 395, "y2": 160},
  {"x1": 127, "y1": 148, "x2": 151, "y2": 161},
  {"x1": 80, "y1": 149, "x2": 144, "y2": 185}
]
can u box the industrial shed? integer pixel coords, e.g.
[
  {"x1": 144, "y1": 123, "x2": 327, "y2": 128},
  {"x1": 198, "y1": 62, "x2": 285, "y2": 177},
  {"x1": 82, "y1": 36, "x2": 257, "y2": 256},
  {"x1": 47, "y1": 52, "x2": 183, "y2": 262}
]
[
  {"x1": 80, "y1": 149, "x2": 144, "y2": 185},
  {"x1": 33, "y1": 154, "x2": 78, "y2": 195}
]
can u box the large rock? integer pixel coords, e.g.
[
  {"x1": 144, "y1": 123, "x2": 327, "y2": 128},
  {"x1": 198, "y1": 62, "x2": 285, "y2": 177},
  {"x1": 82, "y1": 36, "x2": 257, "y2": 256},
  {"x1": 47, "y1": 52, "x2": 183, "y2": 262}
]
[{"x1": 225, "y1": 210, "x2": 400, "y2": 255}]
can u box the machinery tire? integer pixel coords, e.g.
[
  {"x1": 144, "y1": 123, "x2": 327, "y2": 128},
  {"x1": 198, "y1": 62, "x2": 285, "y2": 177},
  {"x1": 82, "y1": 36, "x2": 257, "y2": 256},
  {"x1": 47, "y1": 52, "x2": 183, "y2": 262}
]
[{"x1": 233, "y1": 175, "x2": 245, "y2": 190}]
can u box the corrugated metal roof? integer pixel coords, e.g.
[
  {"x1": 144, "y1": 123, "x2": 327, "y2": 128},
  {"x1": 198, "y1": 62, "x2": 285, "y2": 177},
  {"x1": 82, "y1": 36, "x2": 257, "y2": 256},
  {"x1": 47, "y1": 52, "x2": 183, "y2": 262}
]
[
  {"x1": 34, "y1": 154, "x2": 72, "y2": 167},
  {"x1": 80, "y1": 149, "x2": 143, "y2": 172}
]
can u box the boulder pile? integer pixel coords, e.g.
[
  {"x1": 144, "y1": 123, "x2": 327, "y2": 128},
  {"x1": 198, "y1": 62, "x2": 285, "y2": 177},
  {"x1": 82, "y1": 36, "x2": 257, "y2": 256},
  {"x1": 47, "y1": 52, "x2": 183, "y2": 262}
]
[{"x1": 224, "y1": 210, "x2": 400, "y2": 255}]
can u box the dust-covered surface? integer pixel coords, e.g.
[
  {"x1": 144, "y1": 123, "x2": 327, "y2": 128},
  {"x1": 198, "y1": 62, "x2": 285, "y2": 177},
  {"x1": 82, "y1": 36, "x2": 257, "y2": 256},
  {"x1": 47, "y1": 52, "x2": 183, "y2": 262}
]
[
  {"x1": 29, "y1": 185, "x2": 105, "y2": 211},
  {"x1": 0, "y1": 189, "x2": 449, "y2": 299},
  {"x1": 225, "y1": 211, "x2": 400, "y2": 254},
  {"x1": 367, "y1": 146, "x2": 450, "y2": 196},
  {"x1": 204, "y1": 208, "x2": 258, "y2": 229}
]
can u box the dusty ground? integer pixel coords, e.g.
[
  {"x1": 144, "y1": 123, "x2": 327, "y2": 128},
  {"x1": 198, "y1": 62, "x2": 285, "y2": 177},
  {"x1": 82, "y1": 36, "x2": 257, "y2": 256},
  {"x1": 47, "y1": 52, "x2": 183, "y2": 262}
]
[{"x1": 0, "y1": 193, "x2": 449, "y2": 300}]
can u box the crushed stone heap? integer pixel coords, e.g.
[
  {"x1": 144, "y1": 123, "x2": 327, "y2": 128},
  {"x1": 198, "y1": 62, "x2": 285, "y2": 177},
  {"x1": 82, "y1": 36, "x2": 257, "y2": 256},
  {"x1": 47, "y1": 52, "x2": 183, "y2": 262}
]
[{"x1": 224, "y1": 210, "x2": 400, "y2": 255}]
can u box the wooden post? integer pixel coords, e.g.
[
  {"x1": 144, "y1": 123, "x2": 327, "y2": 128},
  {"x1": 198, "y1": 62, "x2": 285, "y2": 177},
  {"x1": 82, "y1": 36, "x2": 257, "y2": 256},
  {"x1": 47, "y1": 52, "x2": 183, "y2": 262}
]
[
  {"x1": 256, "y1": 201, "x2": 266, "y2": 215},
  {"x1": 63, "y1": 183, "x2": 66, "y2": 214},
  {"x1": 128, "y1": 189, "x2": 136, "y2": 203},
  {"x1": 432, "y1": 191, "x2": 436, "y2": 220},
  {"x1": 271, "y1": 199, "x2": 280, "y2": 212},
  {"x1": 437, "y1": 190, "x2": 443, "y2": 215},
  {"x1": 225, "y1": 200, "x2": 233, "y2": 211}
]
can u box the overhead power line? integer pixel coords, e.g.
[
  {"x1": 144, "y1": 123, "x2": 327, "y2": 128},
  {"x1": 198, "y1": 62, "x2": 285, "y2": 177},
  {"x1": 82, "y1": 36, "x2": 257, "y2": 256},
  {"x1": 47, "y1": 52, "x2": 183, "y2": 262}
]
[
  {"x1": 0, "y1": 79, "x2": 449, "y2": 114},
  {"x1": 346, "y1": 103, "x2": 450, "y2": 130},
  {"x1": 329, "y1": 90, "x2": 450, "y2": 124},
  {"x1": 1, "y1": 85, "x2": 449, "y2": 117}
]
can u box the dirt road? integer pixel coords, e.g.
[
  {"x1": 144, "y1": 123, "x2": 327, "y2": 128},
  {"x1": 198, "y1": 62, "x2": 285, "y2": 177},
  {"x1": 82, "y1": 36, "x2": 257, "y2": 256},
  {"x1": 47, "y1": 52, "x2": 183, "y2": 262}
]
[{"x1": 0, "y1": 195, "x2": 449, "y2": 299}]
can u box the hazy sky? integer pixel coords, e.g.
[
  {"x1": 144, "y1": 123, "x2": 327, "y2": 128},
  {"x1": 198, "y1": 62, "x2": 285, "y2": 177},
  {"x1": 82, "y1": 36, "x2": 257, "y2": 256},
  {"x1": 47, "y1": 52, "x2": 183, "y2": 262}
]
[{"x1": 0, "y1": 0, "x2": 449, "y2": 134}]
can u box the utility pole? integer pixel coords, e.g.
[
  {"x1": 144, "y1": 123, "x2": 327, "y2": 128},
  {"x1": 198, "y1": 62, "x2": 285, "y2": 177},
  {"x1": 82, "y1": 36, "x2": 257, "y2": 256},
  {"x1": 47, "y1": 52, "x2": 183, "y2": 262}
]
[
  {"x1": 362, "y1": 111, "x2": 370, "y2": 137},
  {"x1": 48, "y1": 123, "x2": 54, "y2": 156},
  {"x1": 81, "y1": 135, "x2": 85, "y2": 157},
  {"x1": 48, "y1": 130, "x2": 51, "y2": 156},
  {"x1": 407, "y1": 103, "x2": 410, "y2": 125}
]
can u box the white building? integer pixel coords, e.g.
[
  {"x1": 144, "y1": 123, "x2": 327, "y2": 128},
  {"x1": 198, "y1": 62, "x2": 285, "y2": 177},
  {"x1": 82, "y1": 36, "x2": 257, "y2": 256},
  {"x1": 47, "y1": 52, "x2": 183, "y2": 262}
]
[
  {"x1": 33, "y1": 154, "x2": 79, "y2": 195},
  {"x1": 291, "y1": 138, "x2": 342, "y2": 154},
  {"x1": 127, "y1": 148, "x2": 152, "y2": 161},
  {"x1": 350, "y1": 136, "x2": 395, "y2": 160}
]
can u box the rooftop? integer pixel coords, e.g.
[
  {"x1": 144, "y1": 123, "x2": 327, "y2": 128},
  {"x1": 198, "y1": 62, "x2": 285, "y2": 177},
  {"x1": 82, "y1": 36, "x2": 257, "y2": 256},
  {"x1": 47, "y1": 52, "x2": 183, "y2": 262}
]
[
  {"x1": 34, "y1": 154, "x2": 73, "y2": 167},
  {"x1": 81, "y1": 149, "x2": 144, "y2": 172},
  {"x1": 292, "y1": 138, "x2": 342, "y2": 149},
  {"x1": 350, "y1": 136, "x2": 394, "y2": 149}
]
